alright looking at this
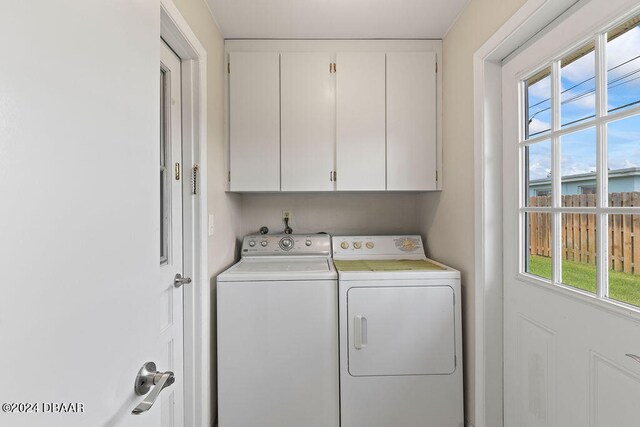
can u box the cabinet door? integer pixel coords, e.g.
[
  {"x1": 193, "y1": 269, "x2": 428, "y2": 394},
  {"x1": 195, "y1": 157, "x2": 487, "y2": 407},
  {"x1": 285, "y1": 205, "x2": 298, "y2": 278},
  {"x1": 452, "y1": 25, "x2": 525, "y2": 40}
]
[
  {"x1": 387, "y1": 52, "x2": 437, "y2": 191},
  {"x1": 229, "y1": 52, "x2": 280, "y2": 191},
  {"x1": 281, "y1": 52, "x2": 335, "y2": 191},
  {"x1": 336, "y1": 52, "x2": 386, "y2": 191}
]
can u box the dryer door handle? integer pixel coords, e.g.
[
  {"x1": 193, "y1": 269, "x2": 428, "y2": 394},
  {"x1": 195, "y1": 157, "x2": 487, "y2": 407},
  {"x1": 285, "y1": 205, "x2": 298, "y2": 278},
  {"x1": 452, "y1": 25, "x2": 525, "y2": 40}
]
[{"x1": 354, "y1": 315, "x2": 368, "y2": 350}]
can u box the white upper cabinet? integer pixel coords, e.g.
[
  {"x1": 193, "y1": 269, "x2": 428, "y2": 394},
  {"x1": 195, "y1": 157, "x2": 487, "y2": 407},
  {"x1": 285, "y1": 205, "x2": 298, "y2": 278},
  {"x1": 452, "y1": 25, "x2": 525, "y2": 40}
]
[
  {"x1": 387, "y1": 52, "x2": 437, "y2": 191},
  {"x1": 281, "y1": 52, "x2": 335, "y2": 192},
  {"x1": 226, "y1": 41, "x2": 441, "y2": 193},
  {"x1": 229, "y1": 52, "x2": 280, "y2": 191},
  {"x1": 336, "y1": 52, "x2": 386, "y2": 191}
]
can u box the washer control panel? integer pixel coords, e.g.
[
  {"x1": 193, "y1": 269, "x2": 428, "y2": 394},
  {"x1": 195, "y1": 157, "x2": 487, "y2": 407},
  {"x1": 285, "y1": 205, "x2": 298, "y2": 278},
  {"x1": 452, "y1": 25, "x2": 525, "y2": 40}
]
[
  {"x1": 242, "y1": 234, "x2": 331, "y2": 256},
  {"x1": 332, "y1": 235, "x2": 425, "y2": 258}
]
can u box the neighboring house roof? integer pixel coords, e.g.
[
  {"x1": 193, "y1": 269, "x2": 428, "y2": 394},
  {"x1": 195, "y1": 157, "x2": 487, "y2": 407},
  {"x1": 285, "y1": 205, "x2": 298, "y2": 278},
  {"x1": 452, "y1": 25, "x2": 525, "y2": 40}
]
[{"x1": 529, "y1": 167, "x2": 640, "y2": 186}]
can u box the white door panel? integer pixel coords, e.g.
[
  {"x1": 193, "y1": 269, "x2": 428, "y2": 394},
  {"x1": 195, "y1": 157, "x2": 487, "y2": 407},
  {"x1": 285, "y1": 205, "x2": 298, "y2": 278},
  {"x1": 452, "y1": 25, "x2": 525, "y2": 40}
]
[
  {"x1": 336, "y1": 52, "x2": 386, "y2": 191},
  {"x1": 160, "y1": 41, "x2": 184, "y2": 426},
  {"x1": 229, "y1": 52, "x2": 280, "y2": 191},
  {"x1": 347, "y1": 286, "x2": 455, "y2": 376},
  {"x1": 281, "y1": 52, "x2": 335, "y2": 191},
  {"x1": 502, "y1": 1, "x2": 640, "y2": 425},
  {"x1": 0, "y1": 2, "x2": 178, "y2": 426}
]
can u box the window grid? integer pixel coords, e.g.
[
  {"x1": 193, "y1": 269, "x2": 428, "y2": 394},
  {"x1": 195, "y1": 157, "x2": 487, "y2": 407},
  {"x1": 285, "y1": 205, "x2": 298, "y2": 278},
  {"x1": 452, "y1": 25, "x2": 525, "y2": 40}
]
[{"x1": 519, "y1": 23, "x2": 640, "y2": 309}]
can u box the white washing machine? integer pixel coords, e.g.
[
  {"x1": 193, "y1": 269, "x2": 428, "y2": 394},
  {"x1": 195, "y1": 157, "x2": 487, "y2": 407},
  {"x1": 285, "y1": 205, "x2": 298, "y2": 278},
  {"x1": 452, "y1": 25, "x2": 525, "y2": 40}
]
[
  {"x1": 217, "y1": 234, "x2": 339, "y2": 427},
  {"x1": 333, "y1": 235, "x2": 463, "y2": 427}
]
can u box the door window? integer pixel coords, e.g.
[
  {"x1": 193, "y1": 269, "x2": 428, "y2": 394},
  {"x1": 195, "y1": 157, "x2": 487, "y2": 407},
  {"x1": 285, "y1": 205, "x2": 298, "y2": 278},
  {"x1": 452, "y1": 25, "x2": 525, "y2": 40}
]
[{"x1": 521, "y1": 14, "x2": 640, "y2": 308}]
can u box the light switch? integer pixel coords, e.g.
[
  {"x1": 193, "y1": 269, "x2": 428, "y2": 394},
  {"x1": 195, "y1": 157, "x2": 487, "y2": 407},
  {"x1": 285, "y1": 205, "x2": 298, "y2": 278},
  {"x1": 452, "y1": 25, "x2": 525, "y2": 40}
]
[{"x1": 208, "y1": 214, "x2": 215, "y2": 236}]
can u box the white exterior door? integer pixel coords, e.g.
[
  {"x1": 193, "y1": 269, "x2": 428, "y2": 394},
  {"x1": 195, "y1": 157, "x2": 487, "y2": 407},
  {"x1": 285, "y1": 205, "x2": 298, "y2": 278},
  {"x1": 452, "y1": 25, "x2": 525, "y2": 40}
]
[
  {"x1": 503, "y1": 1, "x2": 640, "y2": 425},
  {"x1": 0, "y1": 3, "x2": 185, "y2": 426}
]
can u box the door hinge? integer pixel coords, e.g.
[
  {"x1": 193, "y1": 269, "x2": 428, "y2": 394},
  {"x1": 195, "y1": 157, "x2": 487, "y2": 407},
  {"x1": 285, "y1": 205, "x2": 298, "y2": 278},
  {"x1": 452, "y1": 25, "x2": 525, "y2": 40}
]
[
  {"x1": 227, "y1": 62, "x2": 230, "y2": 74},
  {"x1": 330, "y1": 63, "x2": 336, "y2": 73},
  {"x1": 228, "y1": 171, "x2": 231, "y2": 182},
  {"x1": 330, "y1": 171, "x2": 337, "y2": 182},
  {"x1": 333, "y1": 171, "x2": 337, "y2": 181},
  {"x1": 192, "y1": 164, "x2": 199, "y2": 195},
  {"x1": 435, "y1": 62, "x2": 438, "y2": 73},
  {"x1": 175, "y1": 162, "x2": 180, "y2": 180},
  {"x1": 436, "y1": 170, "x2": 438, "y2": 182}
]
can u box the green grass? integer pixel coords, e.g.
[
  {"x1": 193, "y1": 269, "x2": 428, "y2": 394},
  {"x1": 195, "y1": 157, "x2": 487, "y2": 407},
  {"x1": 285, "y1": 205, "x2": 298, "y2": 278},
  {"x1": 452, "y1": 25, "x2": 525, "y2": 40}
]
[{"x1": 529, "y1": 255, "x2": 640, "y2": 307}]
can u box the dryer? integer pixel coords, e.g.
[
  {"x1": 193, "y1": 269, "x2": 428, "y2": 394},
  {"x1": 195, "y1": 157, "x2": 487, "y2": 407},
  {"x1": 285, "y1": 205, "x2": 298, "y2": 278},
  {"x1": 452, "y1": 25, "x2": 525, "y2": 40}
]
[{"x1": 333, "y1": 235, "x2": 463, "y2": 427}]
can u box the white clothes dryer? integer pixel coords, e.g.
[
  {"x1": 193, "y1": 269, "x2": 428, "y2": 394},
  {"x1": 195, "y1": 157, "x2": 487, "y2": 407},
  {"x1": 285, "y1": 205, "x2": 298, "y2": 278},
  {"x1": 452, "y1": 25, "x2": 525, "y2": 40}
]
[
  {"x1": 217, "y1": 234, "x2": 339, "y2": 427},
  {"x1": 333, "y1": 235, "x2": 463, "y2": 427}
]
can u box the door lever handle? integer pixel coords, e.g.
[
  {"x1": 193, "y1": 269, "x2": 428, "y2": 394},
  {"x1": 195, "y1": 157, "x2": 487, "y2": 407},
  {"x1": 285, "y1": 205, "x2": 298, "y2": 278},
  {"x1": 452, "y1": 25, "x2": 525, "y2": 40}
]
[
  {"x1": 132, "y1": 362, "x2": 175, "y2": 415},
  {"x1": 626, "y1": 354, "x2": 640, "y2": 364},
  {"x1": 174, "y1": 273, "x2": 192, "y2": 288}
]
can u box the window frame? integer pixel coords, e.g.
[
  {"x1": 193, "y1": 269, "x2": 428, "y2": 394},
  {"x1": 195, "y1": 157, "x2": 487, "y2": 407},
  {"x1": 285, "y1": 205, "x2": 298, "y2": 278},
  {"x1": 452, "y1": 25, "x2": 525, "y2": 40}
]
[{"x1": 518, "y1": 14, "x2": 640, "y2": 310}]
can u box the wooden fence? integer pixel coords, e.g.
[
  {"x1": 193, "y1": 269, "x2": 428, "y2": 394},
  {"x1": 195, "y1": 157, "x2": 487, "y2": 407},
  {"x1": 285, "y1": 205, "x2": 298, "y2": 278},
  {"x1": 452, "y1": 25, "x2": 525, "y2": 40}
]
[{"x1": 529, "y1": 192, "x2": 640, "y2": 274}]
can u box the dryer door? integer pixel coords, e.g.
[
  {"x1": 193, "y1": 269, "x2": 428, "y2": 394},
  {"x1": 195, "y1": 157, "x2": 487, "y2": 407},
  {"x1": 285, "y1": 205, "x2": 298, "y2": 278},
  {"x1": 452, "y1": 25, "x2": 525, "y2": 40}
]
[{"x1": 347, "y1": 285, "x2": 455, "y2": 376}]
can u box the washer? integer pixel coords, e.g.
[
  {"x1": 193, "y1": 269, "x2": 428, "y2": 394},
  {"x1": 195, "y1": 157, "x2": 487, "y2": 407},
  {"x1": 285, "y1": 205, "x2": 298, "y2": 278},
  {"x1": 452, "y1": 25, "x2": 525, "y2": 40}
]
[
  {"x1": 217, "y1": 234, "x2": 339, "y2": 427},
  {"x1": 333, "y1": 235, "x2": 463, "y2": 427}
]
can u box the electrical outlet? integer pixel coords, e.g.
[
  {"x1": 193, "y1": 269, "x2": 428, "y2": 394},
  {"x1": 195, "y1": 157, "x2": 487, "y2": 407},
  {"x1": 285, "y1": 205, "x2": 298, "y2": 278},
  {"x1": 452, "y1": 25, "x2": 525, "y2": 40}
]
[{"x1": 282, "y1": 210, "x2": 292, "y2": 222}]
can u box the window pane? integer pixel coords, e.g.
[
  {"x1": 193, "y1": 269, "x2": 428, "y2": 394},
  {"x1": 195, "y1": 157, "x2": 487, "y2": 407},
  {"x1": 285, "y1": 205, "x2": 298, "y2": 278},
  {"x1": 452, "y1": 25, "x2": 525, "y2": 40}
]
[
  {"x1": 561, "y1": 213, "x2": 597, "y2": 293},
  {"x1": 525, "y1": 140, "x2": 552, "y2": 207},
  {"x1": 608, "y1": 214, "x2": 640, "y2": 306},
  {"x1": 561, "y1": 127, "x2": 597, "y2": 207},
  {"x1": 607, "y1": 16, "x2": 640, "y2": 113},
  {"x1": 160, "y1": 69, "x2": 169, "y2": 265},
  {"x1": 526, "y1": 212, "x2": 552, "y2": 281},
  {"x1": 560, "y1": 43, "x2": 596, "y2": 127},
  {"x1": 525, "y1": 67, "x2": 552, "y2": 139},
  {"x1": 607, "y1": 114, "x2": 640, "y2": 205}
]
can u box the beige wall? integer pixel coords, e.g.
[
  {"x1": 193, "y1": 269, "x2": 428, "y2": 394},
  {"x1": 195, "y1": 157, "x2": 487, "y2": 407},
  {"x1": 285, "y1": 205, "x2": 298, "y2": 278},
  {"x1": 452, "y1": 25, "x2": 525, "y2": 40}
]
[
  {"x1": 169, "y1": 0, "x2": 243, "y2": 424},
  {"x1": 419, "y1": 0, "x2": 526, "y2": 424},
  {"x1": 239, "y1": 193, "x2": 421, "y2": 237}
]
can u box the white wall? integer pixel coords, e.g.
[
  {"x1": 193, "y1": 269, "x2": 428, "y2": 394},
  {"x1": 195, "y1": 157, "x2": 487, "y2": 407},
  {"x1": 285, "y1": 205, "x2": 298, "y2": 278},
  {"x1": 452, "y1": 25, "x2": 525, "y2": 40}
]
[
  {"x1": 239, "y1": 193, "x2": 421, "y2": 238},
  {"x1": 418, "y1": 0, "x2": 526, "y2": 424},
  {"x1": 168, "y1": 0, "x2": 243, "y2": 424}
]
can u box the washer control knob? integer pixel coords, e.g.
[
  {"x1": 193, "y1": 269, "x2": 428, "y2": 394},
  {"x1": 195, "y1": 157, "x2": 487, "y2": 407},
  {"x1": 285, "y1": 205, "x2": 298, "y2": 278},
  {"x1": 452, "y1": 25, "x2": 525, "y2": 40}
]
[
  {"x1": 305, "y1": 240, "x2": 312, "y2": 246},
  {"x1": 366, "y1": 242, "x2": 374, "y2": 249},
  {"x1": 279, "y1": 237, "x2": 294, "y2": 251},
  {"x1": 353, "y1": 242, "x2": 362, "y2": 249},
  {"x1": 249, "y1": 240, "x2": 256, "y2": 247},
  {"x1": 261, "y1": 240, "x2": 268, "y2": 247},
  {"x1": 340, "y1": 242, "x2": 349, "y2": 249}
]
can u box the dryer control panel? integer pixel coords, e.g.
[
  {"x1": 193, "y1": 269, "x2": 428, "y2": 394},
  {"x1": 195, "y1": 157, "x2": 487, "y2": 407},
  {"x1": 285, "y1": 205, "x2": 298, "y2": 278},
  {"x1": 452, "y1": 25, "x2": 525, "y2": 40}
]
[
  {"x1": 332, "y1": 235, "x2": 425, "y2": 259},
  {"x1": 242, "y1": 234, "x2": 332, "y2": 257}
]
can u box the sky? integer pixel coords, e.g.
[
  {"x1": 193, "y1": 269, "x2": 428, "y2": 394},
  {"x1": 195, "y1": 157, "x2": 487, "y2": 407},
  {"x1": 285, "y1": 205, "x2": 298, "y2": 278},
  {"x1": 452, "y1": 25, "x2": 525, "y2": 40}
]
[{"x1": 526, "y1": 25, "x2": 640, "y2": 184}]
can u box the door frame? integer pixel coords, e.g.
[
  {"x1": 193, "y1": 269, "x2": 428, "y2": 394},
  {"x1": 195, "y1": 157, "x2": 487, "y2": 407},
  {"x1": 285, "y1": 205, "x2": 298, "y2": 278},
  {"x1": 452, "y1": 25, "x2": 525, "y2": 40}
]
[
  {"x1": 160, "y1": 1, "x2": 210, "y2": 426},
  {"x1": 472, "y1": 1, "x2": 590, "y2": 426}
]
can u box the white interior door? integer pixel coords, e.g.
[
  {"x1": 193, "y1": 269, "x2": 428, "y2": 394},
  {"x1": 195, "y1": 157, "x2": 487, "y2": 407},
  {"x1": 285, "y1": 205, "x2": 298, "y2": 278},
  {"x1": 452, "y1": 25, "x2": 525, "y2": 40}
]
[
  {"x1": 160, "y1": 40, "x2": 184, "y2": 426},
  {"x1": 0, "y1": 3, "x2": 183, "y2": 426},
  {"x1": 503, "y1": 1, "x2": 640, "y2": 425}
]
